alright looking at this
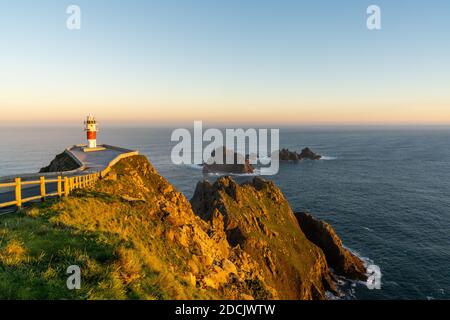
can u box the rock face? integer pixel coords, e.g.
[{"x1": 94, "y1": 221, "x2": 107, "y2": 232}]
[
  {"x1": 279, "y1": 148, "x2": 321, "y2": 161},
  {"x1": 91, "y1": 155, "x2": 276, "y2": 299},
  {"x1": 294, "y1": 212, "x2": 367, "y2": 281},
  {"x1": 203, "y1": 147, "x2": 254, "y2": 174},
  {"x1": 191, "y1": 176, "x2": 336, "y2": 299},
  {"x1": 39, "y1": 152, "x2": 80, "y2": 173}
]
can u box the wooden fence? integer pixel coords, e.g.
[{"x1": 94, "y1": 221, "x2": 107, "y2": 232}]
[{"x1": 0, "y1": 172, "x2": 101, "y2": 210}]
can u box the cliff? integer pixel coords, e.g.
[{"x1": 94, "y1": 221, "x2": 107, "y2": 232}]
[
  {"x1": 0, "y1": 155, "x2": 275, "y2": 299},
  {"x1": 294, "y1": 212, "x2": 367, "y2": 281},
  {"x1": 190, "y1": 177, "x2": 336, "y2": 299},
  {"x1": 0, "y1": 155, "x2": 366, "y2": 300},
  {"x1": 190, "y1": 177, "x2": 368, "y2": 299}
]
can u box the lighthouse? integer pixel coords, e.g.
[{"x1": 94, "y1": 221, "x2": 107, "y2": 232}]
[{"x1": 84, "y1": 114, "x2": 98, "y2": 149}]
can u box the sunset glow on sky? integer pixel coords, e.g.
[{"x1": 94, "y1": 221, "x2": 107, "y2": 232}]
[{"x1": 1, "y1": 0, "x2": 449, "y2": 126}]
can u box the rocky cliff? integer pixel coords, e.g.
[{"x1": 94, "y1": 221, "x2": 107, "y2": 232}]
[
  {"x1": 294, "y1": 212, "x2": 367, "y2": 281},
  {"x1": 1, "y1": 155, "x2": 275, "y2": 299},
  {"x1": 66, "y1": 155, "x2": 277, "y2": 299},
  {"x1": 0, "y1": 155, "x2": 366, "y2": 300},
  {"x1": 190, "y1": 176, "x2": 369, "y2": 299},
  {"x1": 191, "y1": 177, "x2": 333, "y2": 299}
]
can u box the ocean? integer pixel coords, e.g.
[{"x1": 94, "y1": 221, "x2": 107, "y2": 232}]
[{"x1": 1, "y1": 126, "x2": 449, "y2": 300}]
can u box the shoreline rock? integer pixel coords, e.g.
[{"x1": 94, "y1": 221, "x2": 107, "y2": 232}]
[{"x1": 294, "y1": 212, "x2": 368, "y2": 281}]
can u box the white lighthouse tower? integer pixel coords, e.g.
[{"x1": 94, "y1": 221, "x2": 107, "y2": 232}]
[{"x1": 84, "y1": 114, "x2": 98, "y2": 149}]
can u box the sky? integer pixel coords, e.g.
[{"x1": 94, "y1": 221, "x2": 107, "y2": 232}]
[{"x1": 0, "y1": 0, "x2": 449, "y2": 126}]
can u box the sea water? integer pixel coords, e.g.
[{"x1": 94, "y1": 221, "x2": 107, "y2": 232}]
[{"x1": 1, "y1": 126, "x2": 449, "y2": 300}]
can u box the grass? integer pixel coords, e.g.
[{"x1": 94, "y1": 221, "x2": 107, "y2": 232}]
[
  {"x1": 0, "y1": 190, "x2": 206, "y2": 300},
  {"x1": 0, "y1": 200, "x2": 131, "y2": 299}
]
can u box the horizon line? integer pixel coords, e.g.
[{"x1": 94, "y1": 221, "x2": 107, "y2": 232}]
[{"x1": 1, "y1": 123, "x2": 450, "y2": 129}]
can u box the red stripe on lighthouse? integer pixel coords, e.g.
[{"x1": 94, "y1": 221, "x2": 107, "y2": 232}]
[{"x1": 87, "y1": 131, "x2": 96, "y2": 140}]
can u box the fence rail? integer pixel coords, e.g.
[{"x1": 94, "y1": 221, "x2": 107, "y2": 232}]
[{"x1": 0, "y1": 172, "x2": 101, "y2": 210}]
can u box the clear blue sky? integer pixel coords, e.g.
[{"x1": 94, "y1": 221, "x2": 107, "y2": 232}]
[{"x1": 1, "y1": 0, "x2": 449, "y2": 125}]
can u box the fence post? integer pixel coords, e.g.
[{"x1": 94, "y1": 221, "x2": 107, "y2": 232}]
[
  {"x1": 40, "y1": 176, "x2": 46, "y2": 202},
  {"x1": 57, "y1": 176, "x2": 62, "y2": 197},
  {"x1": 64, "y1": 177, "x2": 69, "y2": 197},
  {"x1": 15, "y1": 178, "x2": 22, "y2": 209}
]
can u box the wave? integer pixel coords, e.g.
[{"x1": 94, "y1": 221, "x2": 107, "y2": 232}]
[
  {"x1": 206, "y1": 168, "x2": 261, "y2": 177},
  {"x1": 183, "y1": 163, "x2": 261, "y2": 176},
  {"x1": 352, "y1": 250, "x2": 382, "y2": 290},
  {"x1": 321, "y1": 156, "x2": 337, "y2": 161},
  {"x1": 184, "y1": 164, "x2": 203, "y2": 170},
  {"x1": 332, "y1": 247, "x2": 382, "y2": 299}
]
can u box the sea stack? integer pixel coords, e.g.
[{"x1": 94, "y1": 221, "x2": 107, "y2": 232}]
[
  {"x1": 279, "y1": 148, "x2": 322, "y2": 161},
  {"x1": 202, "y1": 147, "x2": 255, "y2": 174}
]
